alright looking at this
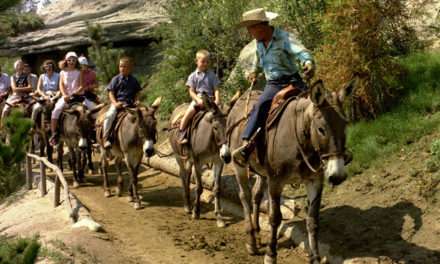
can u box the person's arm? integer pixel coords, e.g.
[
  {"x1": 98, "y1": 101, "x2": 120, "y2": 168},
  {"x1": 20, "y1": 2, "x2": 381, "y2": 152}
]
[
  {"x1": 286, "y1": 33, "x2": 315, "y2": 78},
  {"x1": 10, "y1": 76, "x2": 17, "y2": 94},
  {"x1": 36, "y1": 75, "x2": 44, "y2": 96},
  {"x1": 214, "y1": 89, "x2": 220, "y2": 106},
  {"x1": 59, "y1": 72, "x2": 69, "y2": 99},
  {"x1": 188, "y1": 87, "x2": 202, "y2": 105},
  {"x1": 249, "y1": 42, "x2": 262, "y2": 84},
  {"x1": 74, "y1": 71, "x2": 84, "y2": 95}
]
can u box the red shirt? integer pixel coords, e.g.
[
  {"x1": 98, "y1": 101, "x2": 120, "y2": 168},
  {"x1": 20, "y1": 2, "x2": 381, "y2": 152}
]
[{"x1": 82, "y1": 69, "x2": 97, "y2": 92}]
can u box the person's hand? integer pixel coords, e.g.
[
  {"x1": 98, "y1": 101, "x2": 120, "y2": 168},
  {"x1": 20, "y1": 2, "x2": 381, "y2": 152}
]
[
  {"x1": 114, "y1": 102, "x2": 124, "y2": 109},
  {"x1": 63, "y1": 95, "x2": 70, "y2": 102},
  {"x1": 248, "y1": 72, "x2": 258, "y2": 84},
  {"x1": 214, "y1": 100, "x2": 221, "y2": 106},
  {"x1": 196, "y1": 97, "x2": 204, "y2": 107},
  {"x1": 303, "y1": 61, "x2": 315, "y2": 79}
]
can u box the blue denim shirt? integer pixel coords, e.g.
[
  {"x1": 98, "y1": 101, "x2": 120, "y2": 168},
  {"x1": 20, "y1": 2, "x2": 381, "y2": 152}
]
[{"x1": 252, "y1": 28, "x2": 314, "y2": 82}]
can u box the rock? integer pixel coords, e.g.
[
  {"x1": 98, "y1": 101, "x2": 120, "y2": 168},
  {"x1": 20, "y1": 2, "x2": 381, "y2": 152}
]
[
  {"x1": 0, "y1": 0, "x2": 168, "y2": 56},
  {"x1": 72, "y1": 217, "x2": 102, "y2": 232}
]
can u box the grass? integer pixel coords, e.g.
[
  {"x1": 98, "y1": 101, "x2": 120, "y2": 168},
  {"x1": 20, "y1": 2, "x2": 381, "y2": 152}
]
[
  {"x1": 347, "y1": 51, "x2": 440, "y2": 175},
  {"x1": 0, "y1": 235, "x2": 40, "y2": 264}
]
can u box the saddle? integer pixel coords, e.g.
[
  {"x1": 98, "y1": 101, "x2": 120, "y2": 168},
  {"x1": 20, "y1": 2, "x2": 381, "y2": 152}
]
[
  {"x1": 266, "y1": 85, "x2": 303, "y2": 129},
  {"x1": 171, "y1": 110, "x2": 208, "y2": 156}
]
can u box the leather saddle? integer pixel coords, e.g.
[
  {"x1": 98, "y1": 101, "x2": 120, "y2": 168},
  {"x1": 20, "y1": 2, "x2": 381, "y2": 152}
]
[{"x1": 266, "y1": 85, "x2": 303, "y2": 130}]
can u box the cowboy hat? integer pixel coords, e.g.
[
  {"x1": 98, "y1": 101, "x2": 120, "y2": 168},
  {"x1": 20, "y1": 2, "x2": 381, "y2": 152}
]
[{"x1": 239, "y1": 8, "x2": 279, "y2": 28}]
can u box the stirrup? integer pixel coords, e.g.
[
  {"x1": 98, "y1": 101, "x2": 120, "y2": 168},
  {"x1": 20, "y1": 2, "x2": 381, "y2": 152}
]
[
  {"x1": 232, "y1": 144, "x2": 252, "y2": 167},
  {"x1": 103, "y1": 140, "x2": 112, "y2": 149}
]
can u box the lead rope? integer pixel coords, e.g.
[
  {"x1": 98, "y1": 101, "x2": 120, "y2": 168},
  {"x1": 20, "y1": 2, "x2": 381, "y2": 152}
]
[{"x1": 293, "y1": 101, "x2": 322, "y2": 174}]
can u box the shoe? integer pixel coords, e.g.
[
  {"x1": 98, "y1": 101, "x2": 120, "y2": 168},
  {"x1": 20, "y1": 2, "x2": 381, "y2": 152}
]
[
  {"x1": 104, "y1": 140, "x2": 112, "y2": 149},
  {"x1": 178, "y1": 130, "x2": 188, "y2": 145},
  {"x1": 49, "y1": 134, "x2": 58, "y2": 146},
  {"x1": 232, "y1": 141, "x2": 252, "y2": 167}
]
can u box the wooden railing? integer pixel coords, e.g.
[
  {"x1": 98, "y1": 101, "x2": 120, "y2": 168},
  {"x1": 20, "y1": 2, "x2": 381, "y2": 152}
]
[{"x1": 25, "y1": 153, "x2": 73, "y2": 211}]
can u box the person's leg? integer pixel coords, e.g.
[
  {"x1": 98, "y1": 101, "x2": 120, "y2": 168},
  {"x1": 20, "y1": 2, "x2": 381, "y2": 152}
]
[
  {"x1": 1, "y1": 95, "x2": 19, "y2": 127},
  {"x1": 103, "y1": 105, "x2": 118, "y2": 148},
  {"x1": 49, "y1": 98, "x2": 66, "y2": 145},
  {"x1": 178, "y1": 102, "x2": 197, "y2": 144},
  {"x1": 83, "y1": 98, "x2": 97, "y2": 110},
  {"x1": 233, "y1": 85, "x2": 281, "y2": 164}
]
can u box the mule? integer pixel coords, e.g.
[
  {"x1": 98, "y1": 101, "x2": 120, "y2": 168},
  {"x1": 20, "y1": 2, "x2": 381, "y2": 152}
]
[
  {"x1": 57, "y1": 102, "x2": 101, "y2": 187},
  {"x1": 168, "y1": 95, "x2": 235, "y2": 227},
  {"x1": 227, "y1": 80, "x2": 354, "y2": 264},
  {"x1": 96, "y1": 98, "x2": 161, "y2": 210}
]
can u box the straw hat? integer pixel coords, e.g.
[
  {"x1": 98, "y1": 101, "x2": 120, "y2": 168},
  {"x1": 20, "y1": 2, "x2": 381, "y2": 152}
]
[{"x1": 239, "y1": 8, "x2": 279, "y2": 28}]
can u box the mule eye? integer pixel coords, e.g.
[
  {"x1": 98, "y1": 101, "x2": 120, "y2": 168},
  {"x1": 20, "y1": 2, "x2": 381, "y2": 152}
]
[{"x1": 318, "y1": 127, "x2": 326, "y2": 136}]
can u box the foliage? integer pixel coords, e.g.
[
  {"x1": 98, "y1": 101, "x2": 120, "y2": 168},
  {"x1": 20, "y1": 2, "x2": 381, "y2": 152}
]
[
  {"x1": 265, "y1": 0, "x2": 327, "y2": 50},
  {"x1": 146, "y1": 0, "x2": 250, "y2": 117},
  {"x1": 0, "y1": 111, "x2": 32, "y2": 198},
  {"x1": 347, "y1": 52, "x2": 440, "y2": 175},
  {"x1": 315, "y1": 0, "x2": 419, "y2": 120},
  {"x1": 87, "y1": 23, "x2": 124, "y2": 84},
  {"x1": 0, "y1": 235, "x2": 40, "y2": 264},
  {"x1": 0, "y1": 0, "x2": 44, "y2": 42}
]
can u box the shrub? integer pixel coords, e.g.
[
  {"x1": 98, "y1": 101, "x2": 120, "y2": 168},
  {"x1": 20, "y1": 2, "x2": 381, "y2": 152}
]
[
  {"x1": 0, "y1": 111, "x2": 32, "y2": 198},
  {"x1": 315, "y1": 0, "x2": 419, "y2": 120},
  {"x1": 0, "y1": 235, "x2": 40, "y2": 264}
]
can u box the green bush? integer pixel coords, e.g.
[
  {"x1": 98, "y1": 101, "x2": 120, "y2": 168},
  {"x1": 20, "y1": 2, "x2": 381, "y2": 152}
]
[
  {"x1": 347, "y1": 52, "x2": 440, "y2": 174},
  {"x1": 0, "y1": 111, "x2": 33, "y2": 199},
  {"x1": 0, "y1": 235, "x2": 40, "y2": 264}
]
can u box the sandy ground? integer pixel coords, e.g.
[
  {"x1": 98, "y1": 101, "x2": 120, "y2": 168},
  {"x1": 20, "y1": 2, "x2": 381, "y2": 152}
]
[{"x1": 0, "y1": 165, "x2": 307, "y2": 264}]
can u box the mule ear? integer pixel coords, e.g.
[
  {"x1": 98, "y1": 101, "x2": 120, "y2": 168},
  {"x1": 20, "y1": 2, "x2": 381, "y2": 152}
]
[
  {"x1": 151, "y1": 97, "x2": 162, "y2": 110},
  {"x1": 338, "y1": 78, "x2": 356, "y2": 103},
  {"x1": 310, "y1": 80, "x2": 326, "y2": 106}
]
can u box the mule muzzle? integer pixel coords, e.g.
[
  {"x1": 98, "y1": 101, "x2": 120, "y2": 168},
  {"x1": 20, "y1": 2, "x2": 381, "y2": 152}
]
[
  {"x1": 143, "y1": 140, "x2": 155, "y2": 158},
  {"x1": 219, "y1": 144, "x2": 231, "y2": 164},
  {"x1": 325, "y1": 157, "x2": 347, "y2": 186}
]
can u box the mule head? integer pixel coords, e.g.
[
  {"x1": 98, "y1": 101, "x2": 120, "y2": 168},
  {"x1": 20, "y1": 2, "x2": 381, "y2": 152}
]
[
  {"x1": 309, "y1": 79, "x2": 355, "y2": 186},
  {"x1": 134, "y1": 97, "x2": 161, "y2": 158},
  {"x1": 65, "y1": 104, "x2": 91, "y2": 150},
  {"x1": 202, "y1": 95, "x2": 231, "y2": 164}
]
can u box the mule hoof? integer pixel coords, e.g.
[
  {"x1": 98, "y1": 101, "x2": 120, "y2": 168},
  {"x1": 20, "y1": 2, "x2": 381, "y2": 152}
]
[
  {"x1": 264, "y1": 254, "x2": 277, "y2": 264},
  {"x1": 320, "y1": 256, "x2": 328, "y2": 264},
  {"x1": 216, "y1": 219, "x2": 226, "y2": 228},
  {"x1": 73, "y1": 182, "x2": 80, "y2": 189},
  {"x1": 104, "y1": 190, "x2": 111, "y2": 197},
  {"x1": 133, "y1": 202, "x2": 142, "y2": 210},
  {"x1": 116, "y1": 188, "x2": 122, "y2": 197},
  {"x1": 184, "y1": 206, "x2": 191, "y2": 214},
  {"x1": 245, "y1": 243, "x2": 259, "y2": 256},
  {"x1": 192, "y1": 211, "x2": 200, "y2": 220},
  {"x1": 127, "y1": 196, "x2": 134, "y2": 203},
  {"x1": 308, "y1": 255, "x2": 321, "y2": 264}
]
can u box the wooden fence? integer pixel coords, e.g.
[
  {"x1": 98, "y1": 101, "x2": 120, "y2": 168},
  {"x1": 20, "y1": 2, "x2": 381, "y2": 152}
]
[{"x1": 25, "y1": 153, "x2": 73, "y2": 212}]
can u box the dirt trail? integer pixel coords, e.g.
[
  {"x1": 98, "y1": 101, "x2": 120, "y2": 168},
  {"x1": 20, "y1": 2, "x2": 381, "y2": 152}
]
[{"x1": 72, "y1": 167, "x2": 308, "y2": 264}]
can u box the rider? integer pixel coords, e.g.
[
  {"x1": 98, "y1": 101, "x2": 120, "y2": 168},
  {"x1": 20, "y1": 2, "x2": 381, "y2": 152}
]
[
  {"x1": 178, "y1": 49, "x2": 221, "y2": 144},
  {"x1": 232, "y1": 8, "x2": 316, "y2": 165},
  {"x1": 24, "y1": 63, "x2": 38, "y2": 91},
  {"x1": 102, "y1": 57, "x2": 142, "y2": 149},
  {"x1": 49, "y1": 51, "x2": 84, "y2": 146},
  {"x1": 1, "y1": 60, "x2": 33, "y2": 125},
  {"x1": 0, "y1": 65, "x2": 10, "y2": 102},
  {"x1": 79, "y1": 56, "x2": 99, "y2": 104},
  {"x1": 31, "y1": 60, "x2": 60, "y2": 122}
]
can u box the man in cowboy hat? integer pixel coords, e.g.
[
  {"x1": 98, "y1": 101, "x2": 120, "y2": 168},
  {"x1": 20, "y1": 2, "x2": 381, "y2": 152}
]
[{"x1": 233, "y1": 8, "x2": 315, "y2": 165}]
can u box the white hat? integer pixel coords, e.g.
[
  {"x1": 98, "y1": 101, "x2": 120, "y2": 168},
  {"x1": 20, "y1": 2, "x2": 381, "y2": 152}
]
[
  {"x1": 78, "y1": 56, "x2": 89, "y2": 66},
  {"x1": 65, "y1": 51, "x2": 78, "y2": 60},
  {"x1": 14, "y1": 59, "x2": 23, "y2": 70},
  {"x1": 239, "y1": 8, "x2": 279, "y2": 28}
]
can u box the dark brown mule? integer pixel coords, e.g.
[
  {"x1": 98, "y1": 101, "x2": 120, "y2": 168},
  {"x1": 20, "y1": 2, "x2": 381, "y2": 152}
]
[
  {"x1": 227, "y1": 80, "x2": 354, "y2": 264},
  {"x1": 57, "y1": 103, "x2": 101, "y2": 188},
  {"x1": 168, "y1": 94, "x2": 236, "y2": 227},
  {"x1": 96, "y1": 98, "x2": 161, "y2": 210}
]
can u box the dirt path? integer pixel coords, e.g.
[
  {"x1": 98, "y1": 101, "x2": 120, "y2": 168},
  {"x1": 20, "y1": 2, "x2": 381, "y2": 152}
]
[{"x1": 72, "y1": 167, "x2": 308, "y2": 264}]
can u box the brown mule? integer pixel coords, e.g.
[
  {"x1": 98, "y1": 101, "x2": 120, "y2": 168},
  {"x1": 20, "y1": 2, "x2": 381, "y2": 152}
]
[
  {"x1": 227, "y1": 80, "x2": 355, "y2": 264},
  {"x1": 96, "y1": 98, "x2": 161, "y2": 210},
  {"x1": 168, "y1": 94, "x2": 237, "y2": 227}
]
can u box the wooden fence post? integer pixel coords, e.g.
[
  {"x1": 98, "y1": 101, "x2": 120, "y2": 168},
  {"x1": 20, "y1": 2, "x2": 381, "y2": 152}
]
[
  {"x1": 26, "y1": 155, "x2": 32, "y2": 190},
  {"x1": 40, "y1": 161, "x2": 47, "y2": 196},
  {"x1": 54, "y1": 176, "x2": 60, "y2": 207}
]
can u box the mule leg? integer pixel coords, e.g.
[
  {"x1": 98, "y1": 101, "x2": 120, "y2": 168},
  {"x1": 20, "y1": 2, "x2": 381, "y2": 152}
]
[
  {"x1": 233, "y1": 164, "x2": 258, "y2": 255},
  {"x1": 57, "y1": 143, "x2": 63, "y2": 171},
  {"x1": 77, "y1": 149, "x2": 86, "y2": 183},
  {"x1": 264, "y1": 178, "x2": 283, "y2": 264},
  {"x1": 192, "y1": 160, "x2": 203, "y2": 220},
  {"x1": 176, "y1": 157, "x2": 192, "y2": 214},
  {"x1": 87, "y1": 141, "x2": 94, "y2": 172},
  {"x1": 100, "y1": 148, "x2": 111, "y2": 197},
  {"x1": 126, "y1": 161, "x2": 142, "y2": 210},
  {"x1": 115, "y1": 158, "x2": 124, "y2": 197},
  {"x1": 70, "y1": 148, "x2": 79, "y2": 188},
  {"x1": 213, "y1": 160, "x2": 225, "y2": 228},
  {"x1": 305, "y1": 179, "x2": 323, "y2": 264},
  {"x1": 252, "y1": 174, "x2": 266, "y2": 246}
]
